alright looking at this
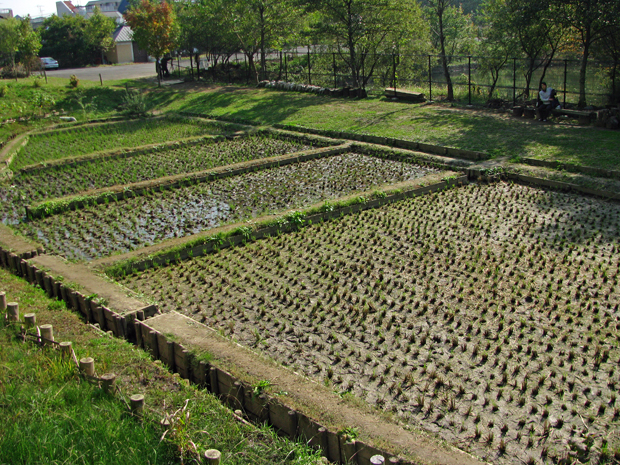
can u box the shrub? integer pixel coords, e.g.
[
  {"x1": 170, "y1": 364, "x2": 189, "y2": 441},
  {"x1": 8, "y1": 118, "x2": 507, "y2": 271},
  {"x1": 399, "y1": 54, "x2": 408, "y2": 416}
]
[{"x1": 120, "y1": 88, "x2": 149, "y2": 117}]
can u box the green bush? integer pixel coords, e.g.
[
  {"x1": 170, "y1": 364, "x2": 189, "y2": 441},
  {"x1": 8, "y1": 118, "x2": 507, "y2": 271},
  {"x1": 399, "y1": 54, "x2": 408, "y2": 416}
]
[{"x1": 120, "y1": 88, "x2": 149, "y2": 117}]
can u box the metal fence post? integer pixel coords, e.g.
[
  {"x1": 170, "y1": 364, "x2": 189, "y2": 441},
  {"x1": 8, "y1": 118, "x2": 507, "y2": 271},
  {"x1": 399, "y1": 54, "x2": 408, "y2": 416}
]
[
  {"x1": 512, "y1": 57, "x2": 516, "y2": 107},
  {"x1": 362, "y1": 53, "x2": 366, "y2": 90},
  {"x1": 428, "y1": 55, "x2": 432, "y2": 101},
  {"x1": 333, "y1": 52, "x2": 337, "y2": 88},
  {"x1": 284, "y1": 53, "x2": 288, "y2": 82},
  {"x1": 563, "y1": 59, "x2": 568, "y2": 107},
  {"x1": 279, "y1": 51, "x2": 282, "y2": 81},
  {"x1": 392, "y1": 54, "x2": 397, "y2": 92},
  {"x1": 307, "y1": 46, "x2": 311, "y2": 85},
  {"x1": 468, "y1": 56, "x2": 472, "y2": 105}
]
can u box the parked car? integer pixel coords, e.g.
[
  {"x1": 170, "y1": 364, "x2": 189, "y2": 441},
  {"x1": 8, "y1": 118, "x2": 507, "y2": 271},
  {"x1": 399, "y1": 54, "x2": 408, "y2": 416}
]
[{"x1": 40, "y1": 57, "x2": 59, "y2": 69}]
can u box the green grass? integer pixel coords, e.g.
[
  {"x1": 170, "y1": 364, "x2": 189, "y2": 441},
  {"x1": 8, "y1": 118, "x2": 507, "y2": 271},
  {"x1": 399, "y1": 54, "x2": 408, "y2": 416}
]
[
  {"x1": 11, "y1": 117, "x2": 234, "y2": 170},
  {"x1": 0, "y1": 268, "x2": 321, "y2": 464},
  {"x1": 159, "y1": 85, "x2": 620, "y2": 172}
]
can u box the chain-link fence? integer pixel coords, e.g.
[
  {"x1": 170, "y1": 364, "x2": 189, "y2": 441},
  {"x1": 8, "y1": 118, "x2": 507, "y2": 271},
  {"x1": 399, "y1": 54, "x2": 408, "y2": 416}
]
[{"x1": 188, "y1": 48, "x2": 618, "y2": 107}]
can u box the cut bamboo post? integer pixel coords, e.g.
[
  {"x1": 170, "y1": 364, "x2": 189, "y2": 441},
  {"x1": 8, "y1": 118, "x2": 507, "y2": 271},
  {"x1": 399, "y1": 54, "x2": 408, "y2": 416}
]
[
  {"x1": 204, "y1": 449, "x2": 221, "y2": 464},
  {"x1": 130, "y1": 394, "x2": 145, "y2": 415},
  {"x1": 370, "y1": 456, "x2": 385, "y2": 465},
  {"x1": 40, "y1": 324, "x2": 54, "y2": 345},
  {"x1": 79, "y1": 357, "x2": 95, "y2": 377},
  {"x1": 6, "y1": 302, "x2": 19, "y2": 322},
  {"x1": 388, "y1": 457, "x2": 400, "y2": 464},
  {"x1": 101, "y1": 373, "x2": 117, "y2": 394},
  {"x1": 59, "y1": 341, "x2": 72, "y2": 357},
  {"x1": 24, "y1": 313, "x2": 36, "y2": 328},
  {"x1": 0, "y1": 291, "x2": 6, "y2": 311}
]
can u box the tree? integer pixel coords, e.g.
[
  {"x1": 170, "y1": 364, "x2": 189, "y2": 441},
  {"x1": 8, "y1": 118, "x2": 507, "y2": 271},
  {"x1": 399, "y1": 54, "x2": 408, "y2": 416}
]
[
  {"x1": 85, "y1": 8, "x2": 116, "y2": 64},
  {"x1": 176, "y1": 0, "x2": 238, "y2": 75},
  {"x1": 425, "y1": 0, "x2": 461, "y2": 100},
  {"x1": 0, "y1": 18, "x2": 21, "y2": 69},
  {"x1": 560, "y1": 0, "x2": 620, "y2": 107},
  {"x1": 40, "y1": 12, "x2": 115, "y2": 68},
  {"x1": 16, "y1": 17, "x2": 42, "y2": 74},
  {"x1": 592, "y1": 23, "x2": 620, "y2": 104},
  {"x1": 222, "y1": 0, "x2": 299, "y2": 82},
  {"x1": 124, "y1": 0, "x2": 179, "y2": 85},
  {"x1": 307, "y1": 0, "x2": 428, "y2": 88},
  {"x1": 481, "y1": 0, "x2": 565, "y2": 99}
]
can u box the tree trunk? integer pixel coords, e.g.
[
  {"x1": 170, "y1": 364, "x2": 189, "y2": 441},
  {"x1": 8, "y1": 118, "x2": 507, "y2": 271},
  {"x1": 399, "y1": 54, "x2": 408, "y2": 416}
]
[
  {"x1": 578, "y1": 30, "x2": 591, "y2": 108},
  {"x1": 247, "y1": 52, "x2": 258, "y2": 84},
  {"x1": 155, "y1": 58, "x2": 161, "y2": 87},
  {"x1": 260, "y1": 6, "x2": 266, "y2": 82},
  {"x1": 346, "y1": 2, "x2": 359, "y2": 87},
  {"x1": 438, "y1": 6, "x2": 453, "y2": 101}
]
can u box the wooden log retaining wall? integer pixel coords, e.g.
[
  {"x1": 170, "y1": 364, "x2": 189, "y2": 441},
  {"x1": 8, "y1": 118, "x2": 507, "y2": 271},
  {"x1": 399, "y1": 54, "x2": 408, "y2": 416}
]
[
  {"x1": 0, "y1": 246, "x2": 154, "y2": 343},
  {"x1": 127, "y1": 314, "x2": 404, "y2": 464}
]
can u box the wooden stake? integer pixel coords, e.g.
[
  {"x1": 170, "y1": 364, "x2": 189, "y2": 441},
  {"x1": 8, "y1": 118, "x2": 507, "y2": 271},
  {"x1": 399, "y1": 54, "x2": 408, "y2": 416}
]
[
  {"x1": 40, "y1": 324, "x2": 54, "y2": 344},
  {"x1": 101, "y1": 373, "x2": 117, "y2": 394},
  {"x1": 6, "y1": 302, "x2": 19, "y2": 322},
  {"x1": 130, "y1": 394, "x2": 144, "y2": 415},
  {"x1": 204, "y1": 449, "x2": 221, "y2": 464},
  {"x1": 0, "y1": 291, "x2": 6, "y2": 311},
  {"x1": 24, "y1": 313, "x2": 36, "y2": 328},
  {"x1": 370, "y1": 456, "x2": 385, "y2": 465},
  {"x1": 79, "y1": 357, "x2": 95, "y2": 377},
  {"x1": 59, "y1": 341, "x2": 72, "y2": 357}
]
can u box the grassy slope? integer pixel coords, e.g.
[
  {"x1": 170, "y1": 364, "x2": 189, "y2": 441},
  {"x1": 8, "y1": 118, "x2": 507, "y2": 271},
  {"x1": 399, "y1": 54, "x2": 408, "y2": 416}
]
[
  {"x1": 160, "y1": 85, "x2": 620, "y2": 171},
  {"x1": 0, "y1": 268, "x2": 320, "y2": 465},
  {"x1": 2, "y1": 78, "x2": 618, "y2": 171}
]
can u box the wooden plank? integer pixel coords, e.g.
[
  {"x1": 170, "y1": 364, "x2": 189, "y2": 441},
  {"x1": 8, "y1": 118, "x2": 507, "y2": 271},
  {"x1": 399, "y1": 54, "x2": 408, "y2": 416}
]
[{"x1": 384, "y1": 88, "x2": 425, "y2": 102}]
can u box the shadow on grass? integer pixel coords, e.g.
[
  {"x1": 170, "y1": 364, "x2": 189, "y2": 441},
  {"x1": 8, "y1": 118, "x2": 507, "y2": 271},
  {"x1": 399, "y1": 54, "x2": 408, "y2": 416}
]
[
  {"x1": 175, "y1": 86, "x2": 331, "y2": 126},
  {"x1": 167, "y1": 85, "x2": 620, "y2": 171}
]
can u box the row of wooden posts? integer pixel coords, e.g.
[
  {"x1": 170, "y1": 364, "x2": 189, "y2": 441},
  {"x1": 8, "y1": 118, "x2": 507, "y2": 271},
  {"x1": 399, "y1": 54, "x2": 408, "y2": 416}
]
[
  {"x1": 1, "y1": 290, "x2": 223, "y2": 465},
  {"x1": 1, "y1": 246, "x2": 398, "y2": 464}
]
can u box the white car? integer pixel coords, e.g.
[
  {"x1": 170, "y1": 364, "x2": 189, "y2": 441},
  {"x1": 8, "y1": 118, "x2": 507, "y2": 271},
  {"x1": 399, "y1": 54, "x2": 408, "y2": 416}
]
[{"x1": 40, "y1": 57, "x2": 59, "y2": 69}]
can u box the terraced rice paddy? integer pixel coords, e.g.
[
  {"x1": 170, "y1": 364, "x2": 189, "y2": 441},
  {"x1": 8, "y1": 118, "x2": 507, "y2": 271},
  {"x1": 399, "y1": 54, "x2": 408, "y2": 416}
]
[
  {"x1": 120, "y1": 182, "x2": 620, "y2": 465},
  {"x1": 16, "y1": 153, "x2": 434, "y2": 260},
  {"x1": 11, "y1": 117, "x2": 240, "y2": 169},
  {"x1": 0, "y1": 135, "x2": 321, "y2": 224}
]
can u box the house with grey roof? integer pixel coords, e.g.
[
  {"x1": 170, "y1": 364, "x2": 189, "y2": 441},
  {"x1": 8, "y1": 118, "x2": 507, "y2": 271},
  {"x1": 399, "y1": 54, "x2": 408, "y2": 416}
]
[{"x1": 104, "y1": 24, "x2": 148, "y2": 64}]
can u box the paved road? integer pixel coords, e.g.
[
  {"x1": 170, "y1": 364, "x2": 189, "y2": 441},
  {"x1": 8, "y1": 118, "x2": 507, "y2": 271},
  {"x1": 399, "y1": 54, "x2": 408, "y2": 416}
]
[{"x1": 44, "y1": 62, "x2": 158, "y2": 82}]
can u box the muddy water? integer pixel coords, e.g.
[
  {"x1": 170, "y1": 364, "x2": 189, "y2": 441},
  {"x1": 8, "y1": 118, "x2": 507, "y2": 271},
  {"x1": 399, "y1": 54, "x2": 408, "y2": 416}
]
[
  {"x1": 17, "y1": 153, "x2": 435, "y2": 260},
  {"x1": 0, "y1": 136, "x2": 316, "y2": 225}
]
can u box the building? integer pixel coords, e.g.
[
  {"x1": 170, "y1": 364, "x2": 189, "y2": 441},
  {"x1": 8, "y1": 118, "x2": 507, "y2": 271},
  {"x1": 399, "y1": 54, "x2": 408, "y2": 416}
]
[
  {"x1": 84, "y1": 0, "x2": 130, "y2": 21},
  {"x1": 104, "y1": 25, "x2": 148, "y2": 64},
  {"x1": 0, "y1": 8, "x2": 13, "y2": 19},
  {"x1": 54, "y1": 0, "x2": 147, "y2": 64},
  {"x1": 56, "y1": 1, "x2": 86, "y2": 18}
]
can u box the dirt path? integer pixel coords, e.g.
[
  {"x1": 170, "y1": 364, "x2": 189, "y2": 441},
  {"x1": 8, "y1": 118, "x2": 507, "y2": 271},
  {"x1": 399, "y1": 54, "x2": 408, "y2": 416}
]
[
  {"x1": 30, "y1": 254, "x2": 149, "y2": 315},
  {"x1": 148, "y1": 311, "x2": 487, "y2": 465}
]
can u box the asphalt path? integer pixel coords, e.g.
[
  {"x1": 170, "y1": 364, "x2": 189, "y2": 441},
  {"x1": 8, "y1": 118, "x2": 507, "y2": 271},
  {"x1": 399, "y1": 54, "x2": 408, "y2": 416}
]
[{"x1": 43, "y1": 62, "x2": 158, "y2": 82}]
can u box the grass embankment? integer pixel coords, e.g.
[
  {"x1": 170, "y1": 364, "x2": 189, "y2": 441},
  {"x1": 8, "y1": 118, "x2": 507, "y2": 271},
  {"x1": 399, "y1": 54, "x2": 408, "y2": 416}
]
[
  {"x1": 2, "y1": 78, "x2": 618, "y2": 171},
  {"x1": 159, "y1": 84, "x2": 620, "y2": 172},
  {"x1": 0, "y1": 268, "x2": 321, "y2": 465},
  {"x1": 0, "y1": 76, "x2": 133, "y2": 145}
]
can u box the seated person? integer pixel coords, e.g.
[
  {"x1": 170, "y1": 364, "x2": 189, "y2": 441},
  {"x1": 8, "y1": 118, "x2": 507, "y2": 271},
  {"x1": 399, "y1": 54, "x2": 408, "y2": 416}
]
[{"x1": 538, "y1": 82, "x2": 555, "y2": 121}]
